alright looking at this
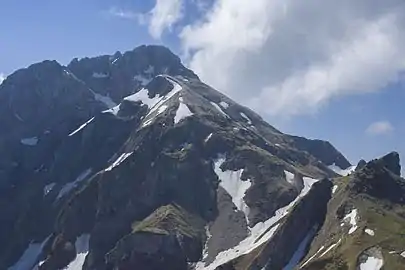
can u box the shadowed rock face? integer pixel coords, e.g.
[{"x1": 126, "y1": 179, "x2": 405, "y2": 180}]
[{"x1": 3, "y1": 45, "x2": 402, "y2": 270}]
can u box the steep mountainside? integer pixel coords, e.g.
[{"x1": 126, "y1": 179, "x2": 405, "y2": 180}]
[{"x1": 1, "y1": 45, "x2": 403, "y2": 270}]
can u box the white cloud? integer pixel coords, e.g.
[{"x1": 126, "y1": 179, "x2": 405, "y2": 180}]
[
  {"x1": 366, "y1": 121, "x2": 394, "y2": 135},
  {"x1": 148, "y1": 0, "x2": 184, "y2": 39},
  {"x1": 107, "y1": 7, "x2": 142, "y2": 21},
  {"x1": 180, "y1": 0, "x2": 405, "y2": 117}
]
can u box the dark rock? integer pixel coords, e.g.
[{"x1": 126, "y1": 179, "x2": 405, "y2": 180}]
[
  {"x1": 355, "y1": 159, "x2": 367, "y2": 171},
  {"x1": 380, "y1": 151, "x2": 401, "y2": 176}
]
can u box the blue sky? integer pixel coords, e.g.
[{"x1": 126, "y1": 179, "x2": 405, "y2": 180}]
[{"x1": 1, "y1": 0, "x2": 404, "y2": 167}]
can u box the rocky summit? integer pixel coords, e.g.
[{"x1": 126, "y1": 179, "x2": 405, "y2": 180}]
[{"x1": 0, "y1": 45, "x2": 404, "y2": 270}]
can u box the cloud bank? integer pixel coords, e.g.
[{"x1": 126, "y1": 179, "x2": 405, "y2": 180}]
[{"x1": 180, "y1": 0, "x2": 405, "y2": 116}]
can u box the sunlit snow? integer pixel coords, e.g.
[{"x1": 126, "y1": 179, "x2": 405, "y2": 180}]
[
  {"x1": 284, "y1": 170, "x2": 295, "y2": 184},
  {"x1": 365, "y1": 228, "x2": 375, "y2": 236},
  {"x1": 69, "y1": 117, "x2": 95, "y2": 136},
  {"x1": 196, "y1": 174, "x2": 319, "y2": 270},
  {"x1": 359, "y1": 256, "x2": 383, "y2": 270},
  {"x1": 219, "y1": 101, "x2": 229, "y2": 109},
  {"x1": 301, "y1": 246, "x2": 325, "y2": 267},
  {"x1": 21, "y1": 137, "x2": 38, "y2": 146},
  {"x1": 105, "y1": 152, "x2": 133, "y2": 171},
  {"x1": 342, "y1": 209, "x2": 358, "y2": 234},
  {"x1": 240, "y1": 112, "x2": 252, "y2": 124},
  {"x1": 174, "y1": 97, "x2": 193, "y2": 124},
  {"x1": 103, "y1": 104, "x2": 120, "y2": 116},
  {"x1": 332, "y1": 185, "x2": 338, "y2": 194},
  {"x1": 329, "y1": 164, "x2": 356, "y2": 176},
  {"x1": 214, "y1": 159, "x2": 252, "y2": 222},
  {"x1": 124, "y1": 88, "x2": 160, "y2": 107},
  {"x1": 319, "y1": 239, "x2": 341, "y2": 258},
  {"x1": 400, "y1": 251, "x2": 405, "y2": 258},
  {"x1": 63, "y1": 234, "x2": 90, "y2": 270},
  {"x1": 140, "y1": 78, "x2": 183, "y2": 127},
  {"x1": 205, "y1": 133, "x2": 213, "y2": 143},
  {"x1": 210, "y1": 102, "x2": 229, "y2": 118}
]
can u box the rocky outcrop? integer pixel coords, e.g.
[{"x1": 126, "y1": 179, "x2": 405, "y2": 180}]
[
  {"x1": 221, "y1": 179, "x2": 332, "y2": 270},
  {"x1": 299, "y1": 153, "x2": 405, "y2": 270},
  {"x1": 288, "y1": 136, "x2": 352, "y2": 170}
]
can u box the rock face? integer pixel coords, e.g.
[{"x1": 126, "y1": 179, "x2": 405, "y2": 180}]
[{"x1": 0, "y1": 45, "x2": 403, "y2": 270}]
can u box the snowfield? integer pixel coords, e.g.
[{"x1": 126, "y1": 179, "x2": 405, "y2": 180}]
[
  {"x1": 214, "y1": 159, "x2": 252, "y2": 223},
  {"x1": 174, "y1": 97, "x2": 193, "y2": 124},
  {"x1": 328, "y1": 164, "x2": 356, "y2": 176},
  {"x1": 359, "y1": 256, "x2": 384, "y2": 270},
  {"x1": 69, "y1": 117, "x2": 95, "y2": 136},
  {"x1": 196, "y1": 171, "x2": 319, "y2": 270},
  {"x1": 342, "y1": 209, "x2": 358, "y2": 235}
]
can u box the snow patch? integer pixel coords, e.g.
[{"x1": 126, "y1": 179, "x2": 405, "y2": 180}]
[
  {"x1": 342, "y1": 209, "x2": 358, "y2": 234},
  {"x1": 359, "y1": 256, "x2": 384, "y2": 270},
  {"x1": 174, "y1": 98, "x2": 193, "y2": 124},
  {"x1": 319, "y1": 239, "x2": 341, "y2": 258},
  {"x1": 240, "y1": 112, "x2": 252, "y2": 124},
  {"x1": 214, "y1": 159, "x2": 252, "y2": 222},
  {"x1": 301, "y1": 246, "x2": 325, "y2": 268},
  {"x1": 210, "y1": 102, "x2": 229, "y2": 118},
  {"x1": 205, "y1": 133, "x2": 213, "y2": 143},
  {"x1": 21, "y1": 137, "x2": 38, "y2": 146},
  {"x1": 329, "y1": 164, "x2": 356, "y2": 176},
  {"x1": 57, "y1": 169, "x2": 92, "y2": 200},
  {"x1": 63, "y1": 234, "x2": 90, "y2": 270},
  {"x1": 283, "y1": 225, "x2": 319, "y2": 270},
  {"x1": 69, "y1": 117, "x2": 95, "y2": 136},
  {"x1": 140, "y1": 78, "x2": 183, "y2": 127},
  {"x1": 125, "y1": 88, "x2": 160, "y2": 107},
  {"x1": 103, "y1": 104, "x2": 121, "y2": 116},
  {"x1": 8, "y1": 235, "x2": 50, "y2": 270},
  {"x1": 43, "y1": 183, "x2": 56, "y2": 196},
  {"x1": 365, "y1": 228, "x2": 375, "y2": 236},
  {"x1": 400, "y1": 251, "x2": 405, "y2": 258},
  {"x1": 219, "y1": 101, "x2": 229, "y2": 109},
  {"x1": 284, "y1": 170, "x2": 295, "y2": 184},
  {"x1": 105, "y1": 152, "x2": 133, "y2": 171},
  {"x1": 201, "y1": 226, "x2": 212, "y2": 261},
  {"x1": 332, "y1": 185, "x2": 338, "y2": 194},
  {"x1": 92, "y1": 72, "x2": 108, "y2": 78},
  {"x1": 197, "y1": 175, "x2": 319, "y2": 270}
]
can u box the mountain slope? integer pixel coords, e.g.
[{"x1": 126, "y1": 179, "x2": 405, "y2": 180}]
[
  {"x1": 299, "y1": 152, "x2": 405, "y2": 270},
  {"x1": 2, "y1": 45, "x2": 401, "y2": 270}
]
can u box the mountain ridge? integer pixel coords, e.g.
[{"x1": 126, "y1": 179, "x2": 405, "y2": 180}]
[{"x1": 1, "y1": 45, "x2": 403, "y2": 270}]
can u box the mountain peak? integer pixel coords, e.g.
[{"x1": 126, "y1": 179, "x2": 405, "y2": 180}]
[
  {"x1": 379, "y1": 151, "x2": 401, "y2": 175},
  {"x1": 2, "y1": 45, "x2": 404, "y2": 270}
]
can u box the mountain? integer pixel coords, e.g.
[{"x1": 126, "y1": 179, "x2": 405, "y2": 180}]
[{"x1": 0, "y1": 45, "x2": 403, "y2": 270}]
